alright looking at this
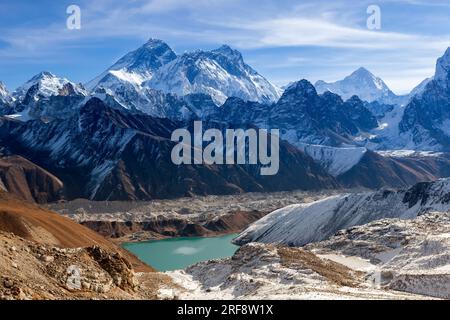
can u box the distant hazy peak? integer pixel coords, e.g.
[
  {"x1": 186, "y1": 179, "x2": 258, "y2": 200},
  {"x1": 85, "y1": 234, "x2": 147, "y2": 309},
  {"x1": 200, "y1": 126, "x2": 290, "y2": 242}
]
[{"x1": 315, "y1": 67, "x2": 398, "y2": 104}]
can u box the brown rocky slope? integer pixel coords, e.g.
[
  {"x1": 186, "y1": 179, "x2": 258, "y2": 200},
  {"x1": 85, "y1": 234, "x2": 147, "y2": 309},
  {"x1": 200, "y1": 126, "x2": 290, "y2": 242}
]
[
  {"x1": 0, "y1": 155, "x2": 64, "y2": 203},
  {"x1": 0, "y1": 191, "x2": 150, "y2": 270},
  {"x1": 0, "y1": 191, "x2": 174, "y2": 300}
]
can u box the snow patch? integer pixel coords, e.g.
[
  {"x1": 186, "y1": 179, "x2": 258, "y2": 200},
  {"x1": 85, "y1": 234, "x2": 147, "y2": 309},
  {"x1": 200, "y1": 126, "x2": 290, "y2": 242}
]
[{"x1": 299, "y1": 144, "x2": 367, "y2": 176}]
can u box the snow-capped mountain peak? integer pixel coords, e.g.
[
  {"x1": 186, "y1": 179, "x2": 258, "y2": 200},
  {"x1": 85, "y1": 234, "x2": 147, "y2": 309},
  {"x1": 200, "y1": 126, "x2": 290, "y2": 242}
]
[
  {"x1": 315, "y1": 67, "x2": 400, "y2": 104},
  {"x1": 85, "y1": 39, "x2": 281, "y2": 113},
  {"x1": 86, "y1": 38, "x2": 176, "y2": 89},
  {"x1": 12, "y1": 71, "x2": 82, "y2": 100},
  {"x1": 212, "y1": 45, "x2": 244, "y2": 62},
  {"x1": 350, "y1": 67, "x2": 377, "y2": 78},
  {"x1": 348, "y1": 67, "x2": 387, "y2": 90},
  {"x1": 6, "y1": 72, "x2": 87, "y2": 121},
  {"x1": 145, "y1": 44, "x2": 282, "y2": 105},
  {"x1": 114, "y1": 38, "x2": 177, "y2": 77}
]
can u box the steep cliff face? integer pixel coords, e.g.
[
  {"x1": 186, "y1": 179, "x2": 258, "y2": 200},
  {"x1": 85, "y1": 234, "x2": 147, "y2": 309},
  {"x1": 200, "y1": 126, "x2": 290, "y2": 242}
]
[{"x1": 394, "y1": 48, "x2": 450, "y2": 151}]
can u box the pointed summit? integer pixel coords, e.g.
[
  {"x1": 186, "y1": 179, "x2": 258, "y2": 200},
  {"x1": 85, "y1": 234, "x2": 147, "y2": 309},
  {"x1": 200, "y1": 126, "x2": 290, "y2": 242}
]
[
  {"x1": 212, "y1": 45, "x2": 243, "y2": 62},
  {"x1": 349, "y1": 67, "x2": 373, "y2": 78},
  {"x1": 344, "y1": 67, "x2": 390, "y2": 92},
  {"x1": 86, "y1": 38, "x2": 177, "y2": 89},
  {"x1": 282, "y1": 80, "x2": 317, "y2": 98},
  {"x1": 315, "y1": 67, "x2": 398, "y2": 104},
  {"x1": 13, "y1": 71, "x2": 74, "y2": 100},
  {"x1": 143, "y1": 38, "x2": 169, "y2": 48},
  {"x1": 30, "y1": 71, "x2": 56, "y2": 80}
]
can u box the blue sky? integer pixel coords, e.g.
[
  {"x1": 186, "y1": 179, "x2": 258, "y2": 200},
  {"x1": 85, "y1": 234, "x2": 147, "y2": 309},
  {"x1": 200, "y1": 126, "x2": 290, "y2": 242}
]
[{"x1": 1, "y1": 0, "x2": 450, "y2": 94}]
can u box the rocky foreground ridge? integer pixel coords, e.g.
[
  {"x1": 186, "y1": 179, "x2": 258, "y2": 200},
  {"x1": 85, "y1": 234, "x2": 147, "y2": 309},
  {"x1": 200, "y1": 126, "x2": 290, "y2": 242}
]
[{"x1": 0, "y1": 192, "x2": 174, "y2": 300}]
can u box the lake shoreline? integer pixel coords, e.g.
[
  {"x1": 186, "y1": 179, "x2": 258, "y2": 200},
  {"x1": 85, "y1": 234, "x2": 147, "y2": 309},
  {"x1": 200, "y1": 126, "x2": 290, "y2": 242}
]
[
  {"x1": 82, "y1": 209, "x2": 268, "y2": 245},
  {"x1": 49, "y1": 190, "x2": 341, "y2": 244},
  {"x1": 122, "y1": 233, "x2": 240, "y2": 272},
  {"x1": 112, "y1": 228, "x2": 243, "y2": 245}
]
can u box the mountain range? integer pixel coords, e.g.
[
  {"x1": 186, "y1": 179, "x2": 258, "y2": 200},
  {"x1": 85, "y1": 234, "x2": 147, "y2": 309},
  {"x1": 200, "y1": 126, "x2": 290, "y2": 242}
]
[
  {"x1": 145, "y1": 44, "x2": 282, "y2": 105},
  {"x1": 0, "y1": 98, "x2": 338, "y2": 201},
  {"x1": 86, "y1": 39, "x2": 281, "y2": 109},
  {"x1": 1, "y1": 39, "x2": 450, "y2": 201}
]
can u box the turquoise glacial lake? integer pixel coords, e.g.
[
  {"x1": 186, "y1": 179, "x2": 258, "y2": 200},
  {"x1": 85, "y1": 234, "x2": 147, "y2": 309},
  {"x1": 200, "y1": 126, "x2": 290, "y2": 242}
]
[{"x1": 122, "y1": 233, "x2": 240, "y2": 271}]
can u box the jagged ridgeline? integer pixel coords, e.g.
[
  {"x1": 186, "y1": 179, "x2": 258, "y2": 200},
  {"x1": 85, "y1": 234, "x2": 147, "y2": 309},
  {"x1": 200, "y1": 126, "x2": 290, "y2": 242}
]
[
  {"x1": 0, "y1": 98, "x2": 336, "y2": 201},
  {"x1": 1, "y1": 40, "x2": 450, "y2": 201}
]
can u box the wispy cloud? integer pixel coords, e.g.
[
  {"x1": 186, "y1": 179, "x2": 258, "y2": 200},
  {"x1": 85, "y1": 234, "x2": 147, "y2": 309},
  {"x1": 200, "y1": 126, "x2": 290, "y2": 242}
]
[
  {"x1": 0, "y1": 0, "x2": 449, "y2": 92},
  {"x1": 1, "y1": 0, "x2": 448, "y2": 54}
]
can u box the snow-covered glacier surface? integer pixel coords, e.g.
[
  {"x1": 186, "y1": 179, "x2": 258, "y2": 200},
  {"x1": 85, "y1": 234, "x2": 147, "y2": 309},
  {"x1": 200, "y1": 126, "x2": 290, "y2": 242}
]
[{"x1": 234, "y1": 178, "x2": 450, "y2": 246}]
